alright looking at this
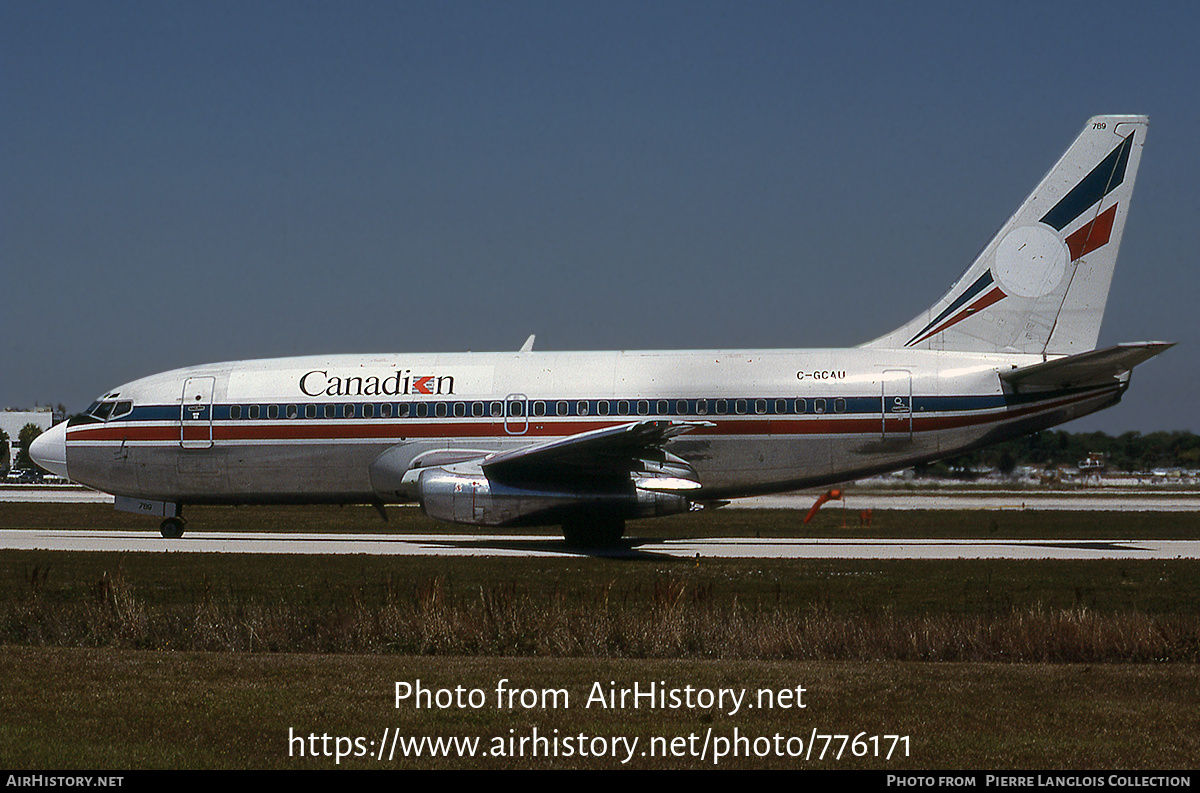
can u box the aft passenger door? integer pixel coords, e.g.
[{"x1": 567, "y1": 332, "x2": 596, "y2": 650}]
[
  {"x1": 180, "y1": 377, "x2": 215, "y2": 449},
  {"x1": 881, "y1": 369, "x2": 913, "y2": 442}
]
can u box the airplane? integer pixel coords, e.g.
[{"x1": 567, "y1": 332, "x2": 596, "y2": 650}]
[{"x1": 31, "y1": 115, "x2": 1172, "y2": 545}]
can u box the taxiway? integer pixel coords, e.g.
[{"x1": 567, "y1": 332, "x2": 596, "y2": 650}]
[{"x1": 3, "y1": 528, "x2": 1198, "y2": 560}]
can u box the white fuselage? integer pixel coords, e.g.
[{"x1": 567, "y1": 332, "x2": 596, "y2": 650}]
[
  {"x1": 51, "y1": 347, "x2": 1121, "y2": 509},
  {"x1": 27, "y1": 116, "x2": 1156, "y2": 539}
]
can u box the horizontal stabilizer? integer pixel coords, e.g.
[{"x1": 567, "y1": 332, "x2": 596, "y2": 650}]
[{"x1": 1000, "y1": 342, "x2": 1174, "y2": 390}]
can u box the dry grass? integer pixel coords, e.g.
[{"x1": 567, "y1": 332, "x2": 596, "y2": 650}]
[
  {"x1": 5, "y1": 570, "x2": 1197, "y2": 662},
  {"x1": 5, "y1": 505, "x2": 1198, "y2": 768},
  {"x1": 3, "y1": 647, "x2": 1198, "y2": 768}
]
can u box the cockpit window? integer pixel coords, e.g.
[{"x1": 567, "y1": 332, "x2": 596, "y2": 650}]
[{"x1": 85, "y1": 398, "x2": 134, "y2": 421}]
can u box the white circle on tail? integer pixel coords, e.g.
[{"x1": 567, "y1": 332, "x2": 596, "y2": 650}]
[{"x1": 993, "y1": 225, "x2": 1069, "y2": 298}]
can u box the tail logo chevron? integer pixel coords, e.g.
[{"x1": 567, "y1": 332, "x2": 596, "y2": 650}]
[{"x1": 904, "y1": 129, "x2": 1136, "y2": 348}]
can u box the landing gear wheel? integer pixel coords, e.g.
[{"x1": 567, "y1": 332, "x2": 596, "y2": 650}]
[
  {"x1": 160, "y1": 517, "x2": 186, "y2": 539},
  {"x1": 561, "y1": 516, "x2": 625, "y2": 547}
]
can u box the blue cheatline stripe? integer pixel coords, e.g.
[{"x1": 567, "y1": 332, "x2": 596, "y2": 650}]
[
  {"x1": 103, "y1": 389, "x2": 1114, "y2": 427},
  {"x1": 1040, "y1": 132, "x2": 1133, "y2": 231}
]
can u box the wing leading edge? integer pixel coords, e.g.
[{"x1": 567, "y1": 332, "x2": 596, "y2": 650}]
[
  {"x1": 398, "y1": 419, "x2": 712, "y2": 539},
  {"x1": 482, "y1": 419, "x2": 710, "y2": 489}
]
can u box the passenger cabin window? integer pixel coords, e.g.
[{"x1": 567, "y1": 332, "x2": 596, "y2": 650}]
[
  {"x1": 248, "y1": 405, "x2": 260, "y2": 420},
  {"x1": 230, "y1": 405, "x2": 242, "y2": 420}
]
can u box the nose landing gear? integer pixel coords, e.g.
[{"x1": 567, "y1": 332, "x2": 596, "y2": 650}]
[{"x1": 160, "y1": 516, "x2": 186, "y2": 538}]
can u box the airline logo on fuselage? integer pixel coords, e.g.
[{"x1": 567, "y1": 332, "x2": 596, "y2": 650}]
[{"x1": 299, "y1": 370, "x2": 456, "y2": 398}]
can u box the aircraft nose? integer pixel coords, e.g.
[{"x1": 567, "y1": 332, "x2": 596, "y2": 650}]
[{"x1": 30, "y1": 422, "x2": 69, "y2": 480}]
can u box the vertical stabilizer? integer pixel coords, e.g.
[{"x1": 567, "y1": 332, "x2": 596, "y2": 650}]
[{"x1": 864, "y1": 115, "x2": 1147, "y2": 355}]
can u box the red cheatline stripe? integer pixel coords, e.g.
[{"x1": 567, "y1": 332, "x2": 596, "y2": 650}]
[
  {"x1": 1065, "y1": 204, "x2": 1117, "y2": 261},
  {"x1": 65, "y1": 388, "x2": 1115, "y2": 444}
]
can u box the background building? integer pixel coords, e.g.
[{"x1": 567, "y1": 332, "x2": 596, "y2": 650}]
[{"x1": 1, "y1": 407, "x2": 55, "y2": 473}]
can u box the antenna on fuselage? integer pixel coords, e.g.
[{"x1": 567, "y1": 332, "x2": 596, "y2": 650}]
[{"x1": 519, "y1": 334, "x2": 536, "y2": 353}]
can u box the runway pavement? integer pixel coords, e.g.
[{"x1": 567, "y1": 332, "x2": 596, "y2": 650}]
[
  {"x1": 6, "y1": 486, "x2": 1200, "y2": 510},
  {"x1": 0, "y1": 487, "x2": 114, "y2": 503},
  {"x1": 731, "y1": 491, "x2": 1200, "y2": 511},
  {"x1": 4, "y1": 485, "x2": 1198, "y2": 559},
  {"x1": 3, "y1": 528, "x2": 1199, "y2": 559}
]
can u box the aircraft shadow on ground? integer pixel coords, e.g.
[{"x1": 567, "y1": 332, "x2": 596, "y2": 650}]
[{"x1": 412, "y1": 535, "x2": 695, "y2": 560}]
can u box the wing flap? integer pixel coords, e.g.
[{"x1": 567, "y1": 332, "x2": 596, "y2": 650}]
[{"x1": 482, "y1": 419, "x2": 711, "y2": 485}]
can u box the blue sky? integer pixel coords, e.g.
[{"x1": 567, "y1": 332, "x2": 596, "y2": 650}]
[{"x1": 3, "y1": 1, "x2": 1197, "y2": 432}]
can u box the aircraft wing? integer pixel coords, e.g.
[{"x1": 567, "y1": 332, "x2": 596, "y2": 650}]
[
  {"x1": 481, "y1": 419, "x2": 711, "y2": 490},
  {"x1": 1000, "y1": 342, "x2": 1174, "y2": 390}
]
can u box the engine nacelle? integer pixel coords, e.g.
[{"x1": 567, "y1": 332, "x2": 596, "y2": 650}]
[{"x1": 416, "y1": 464, "x2": 692, "y2": 527}]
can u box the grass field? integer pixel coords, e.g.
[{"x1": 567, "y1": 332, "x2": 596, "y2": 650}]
[
  {"x1": 2, "y1": 647, "x2": 1198, "y2": 769},
  {"x1": 2, "y1": 502, "x2": 1198, "y2": 769}
]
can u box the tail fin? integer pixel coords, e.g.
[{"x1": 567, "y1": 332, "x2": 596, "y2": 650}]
[{"x1": 864, "y1": 115, "x2": 1148, "y2": 355}]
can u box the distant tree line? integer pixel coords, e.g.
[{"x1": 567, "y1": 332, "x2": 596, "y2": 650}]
[
  {"x1": 2, "y1": 424, "x2": 46, "y2": 475},
  {"x1": 917, "y1": 430, "x2": 1200, "y2": 478}
]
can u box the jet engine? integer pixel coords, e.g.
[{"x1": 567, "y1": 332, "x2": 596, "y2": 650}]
[{"x1": 415, "y1": 462, "x2": 694, "y2": 528}]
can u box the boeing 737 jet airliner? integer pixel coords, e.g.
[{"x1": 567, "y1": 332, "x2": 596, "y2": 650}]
[{"x1": 32, "y1": 116, "x2": 1172, "y2": 544}]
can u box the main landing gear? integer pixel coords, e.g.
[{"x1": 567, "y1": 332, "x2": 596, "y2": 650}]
[
  {"x1": 561, "y1": 515, "x2": 626, "y2": 547},
  {"x1": 160, "y1": 515, "x2": 186, "y2": 539}
]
